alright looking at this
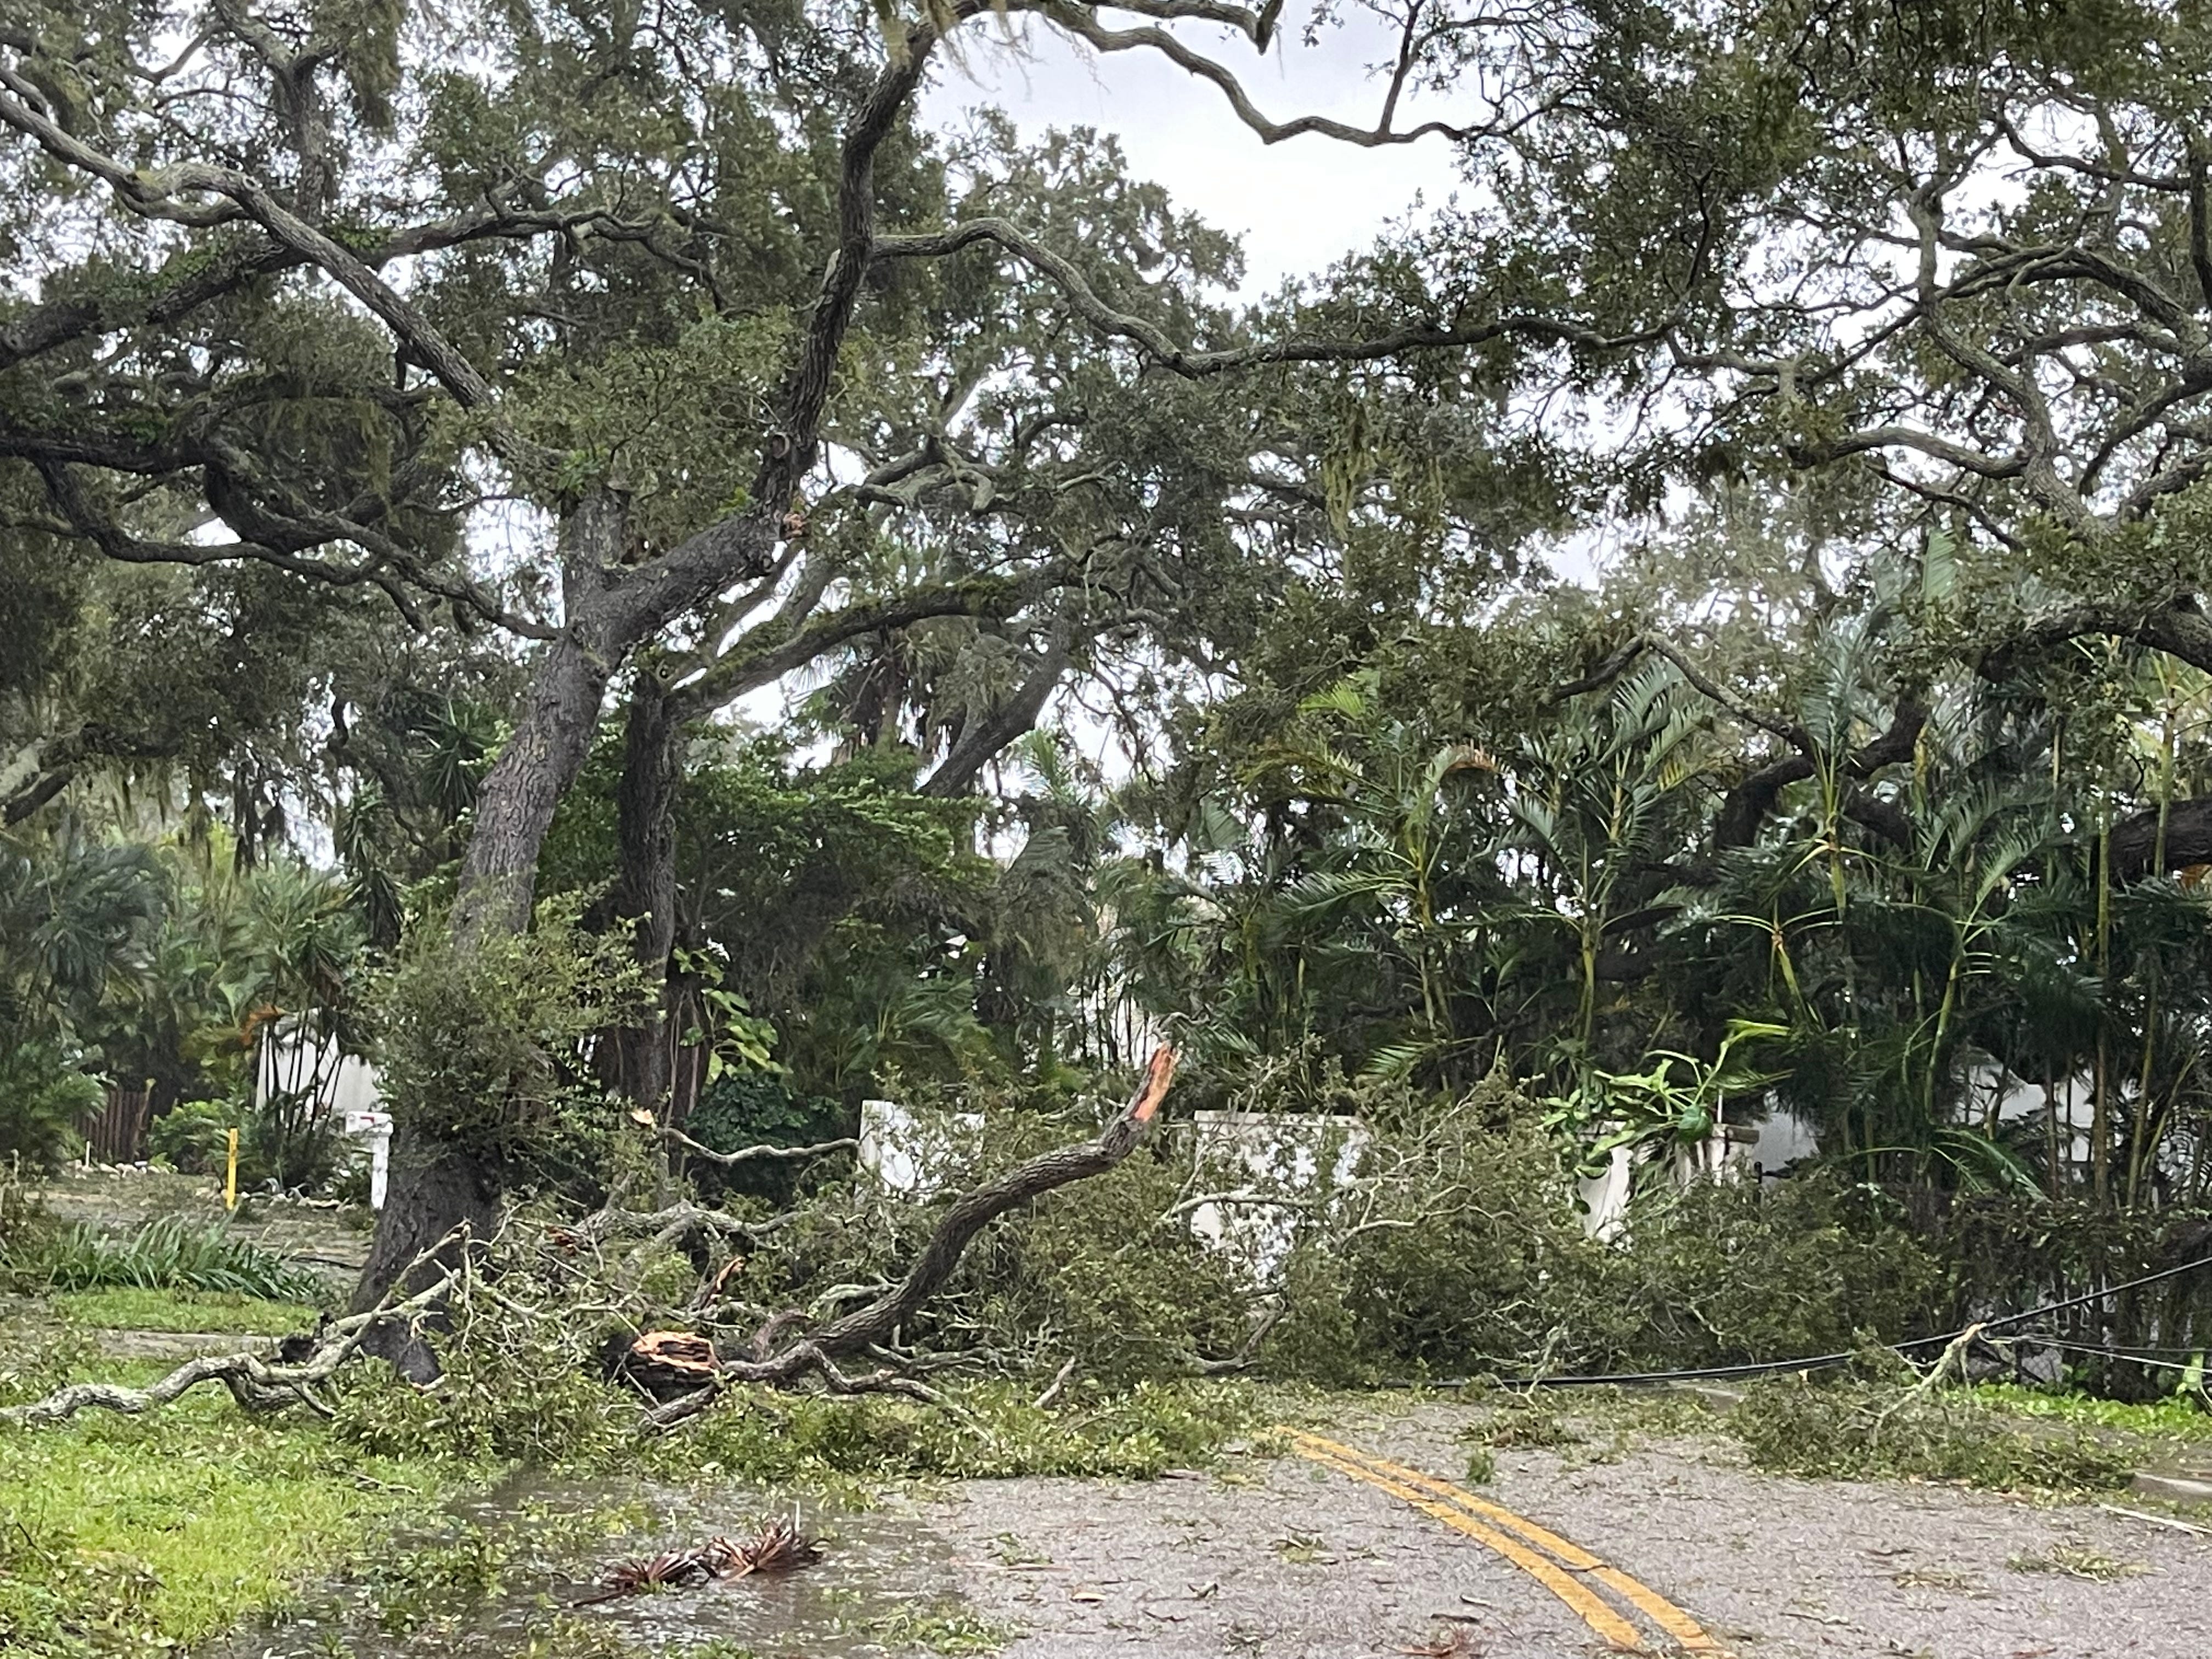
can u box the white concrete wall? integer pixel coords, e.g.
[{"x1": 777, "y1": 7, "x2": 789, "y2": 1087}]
[
  {"x1": 857, "y1": 1098, "x2": 983, "y2": 1197},
  {"x1": 255, "y1": 1020, "x2": 388, "y2": 1204}
]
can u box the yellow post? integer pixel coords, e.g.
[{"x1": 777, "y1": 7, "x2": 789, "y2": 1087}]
[{"x1": 224, "y1": 1128, "x2": 239, "y2": 1212}]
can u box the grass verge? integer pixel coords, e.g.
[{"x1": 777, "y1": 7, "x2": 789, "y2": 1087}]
[
  {"x1": 0, "y1": 1392, "x2": 490, "y2": 1655},
  {"x1": 48, "y1": 1286, "x2": 320, "y2": 1336},
  {"x1": 2, "y1": 1321, "x2": 490, "y2": 1657}
]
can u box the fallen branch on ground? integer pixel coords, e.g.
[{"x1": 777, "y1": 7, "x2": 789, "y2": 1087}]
[
  {"x1": 656, "y1": 1125, "x2": 860, "y2": 1166},
  {"x1": 643, "y1": 1046, "x2": 1178, "y2": 1426},
  {"x1": 1, "y1": 1228, "x2": 469, "y2": 1426}
]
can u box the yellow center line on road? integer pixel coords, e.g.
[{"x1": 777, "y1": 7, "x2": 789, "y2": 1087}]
[
  {"x1": 1284, "y1": 1429, "x2": 1725, "y2": 1656},
  {"x1": 1289, "y1": 1441, "x2": 1647, "y2": 1651}
]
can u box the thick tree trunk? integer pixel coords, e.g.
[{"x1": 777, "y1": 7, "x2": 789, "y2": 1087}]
[
  {"x1": 353, "y1": 494, "x2": 628, "y2": 1336},
  {"x1": 451, "y1": 491, "x2": 631, "y2": 946},
  {"x1": 347, "y1": 1127, "x2": 501, "y2": 1376},
  {"x1": 612, "y1": 669, "x2": 684, "y2": 1115},
  {"x1": 348, "y1": 15, "x2": 939, "y2": 1336}
]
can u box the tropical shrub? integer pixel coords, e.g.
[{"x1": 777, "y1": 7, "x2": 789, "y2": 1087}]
[
  {"x1": 680, "y1": 1071, "x2": 848, "y2": 1206},
  {"x1": 368, "y1": 898, "x2": 651, "y2": 1195},
  {"x1": 19, "y1": 1216, "x2": 324, "y2": 1302},
  {"x1": 146, "y1": 1097, "x2": 236, "y2": 1175},
  {"x1": 0, "y1": 1047, "x2": 99, "y2": 1170}
]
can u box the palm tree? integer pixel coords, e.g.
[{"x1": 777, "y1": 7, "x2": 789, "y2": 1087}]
[{"x1": 1495, "y1": 661, "x2": 1714, "y2": 1084}]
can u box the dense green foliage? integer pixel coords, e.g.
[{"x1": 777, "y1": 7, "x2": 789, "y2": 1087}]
[
  {"x1": 369, "y1": 896, "x2": 651, "y2": 1186},
  {"x1": 8, "y1": 0, "x2": 2212, "y2": 1410}
]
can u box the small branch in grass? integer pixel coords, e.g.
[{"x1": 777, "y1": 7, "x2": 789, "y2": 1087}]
[
  {"x1": 1, "y1": 1228, "x2": 467, "y2": 1426},
  {"x1": 1034, "y1": 1355, "x2": 1080, "y2": 1409}
]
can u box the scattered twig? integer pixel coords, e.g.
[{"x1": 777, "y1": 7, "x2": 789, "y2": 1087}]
[
  {"x1": 1034, "y1": 1355, "x2": 1079, "y2": 1409},
  {"x1": 2097, "y1": 1503, "x2": 2212, "y2": 1538},
  {"x1": 657, "y1": 1126, "x2": 859, "y2": 1167}
]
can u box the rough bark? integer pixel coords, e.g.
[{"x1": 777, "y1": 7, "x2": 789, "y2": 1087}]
[
  {"x1": 356, "y1": 493, "x2": 629, "y2": 1335},
  {"x1": 347, "y1": 1133, "x2": 500, "y2": 1377},
  {"x1": 451, "y1": 491, "x2": 630, "y2": 946},
  {"x1": 1979, "y1": 595, "x2": 2212, "y2": 684},
  {"x1": 612, "y1": 669, "x2": 685, "y2": 1115}
]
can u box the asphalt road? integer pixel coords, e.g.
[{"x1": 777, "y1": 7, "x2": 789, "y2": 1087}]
[{"x1": 927, "y1": 1403, "x2": 2212, "y2": 1659}]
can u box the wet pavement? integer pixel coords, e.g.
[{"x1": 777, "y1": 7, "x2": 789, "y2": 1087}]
[{"x1": 197, "y1": 1401, "x2": 2212, "y2": 1658}]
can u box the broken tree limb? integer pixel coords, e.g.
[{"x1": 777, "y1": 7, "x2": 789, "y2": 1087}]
[
  {"x1": 656, "y1": 1126, "x2": 860, "y2": 1166},
  {"x1": 800, "y1": 1045, "x2": 1177, "y2": 1358},
  {"x1": 1, "y1": 1229, "x2": 467, "y2": 1426},
  {"x1": 642, "y1": 1047, "x2": 1180, "y2": 1422}
]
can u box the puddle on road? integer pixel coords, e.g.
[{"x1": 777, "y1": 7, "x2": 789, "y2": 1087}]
[{"x1": 206, "y1": 1471, "x2": 976, "y2": 1658}]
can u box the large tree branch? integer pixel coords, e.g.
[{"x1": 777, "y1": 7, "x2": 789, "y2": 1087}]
[
  {"x1": 1979, "y1": 596, "x2": 2212, "y2": 681},
  {"x1": 672, "y1": 567, "x2": 1069, "y2": 719},
  {"x1": 921, "y1": 631, "x2": 1074, "y2": 797},
  {"x1": 873, "y1": 216, "x2": 1662, "y2": 376},
  {"x1": 639, "y1": 1047, "x2": 1180, "y2": 1425},
  {"x1": 13, "y1": 445, "x2": 548, "y2": 637},
  {"x1": 1043, "y1": 3, "x2": 1532, "y2": 148},
  {"x1": 583, "y1": 6, "x2": 992, "y2": 645},
  {"x1": 781, "y1": 1046, "x2": 1175, "y2": 1361},
  {"x1": 2, "y1": 1230, "x2": 466, "y2": 1426},
  {"x1": 0, "y1": 65, "x2": 549, "y2": 476},
  {"x1": 0, "y1": 206, "x2": 573, "y2": 374},
  {"x1": 2111, "y1": 794, "x2": 2212, "y2": 881},
  {"x1": 2, "y1": 765, "x2": 71, "y2": 825},
  {"x1": 1712, "y1": 701, "x2": 1926, "y2": 850}
]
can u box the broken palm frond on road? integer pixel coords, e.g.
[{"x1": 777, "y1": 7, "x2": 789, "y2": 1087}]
[{"x1": 571, "y1": 1516, "x2": 823, "y2": 1606}]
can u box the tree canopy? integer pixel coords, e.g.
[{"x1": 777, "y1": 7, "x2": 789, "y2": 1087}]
[{"x1": 7, "y1": 1, "x2": 2212, "y2": 1350}]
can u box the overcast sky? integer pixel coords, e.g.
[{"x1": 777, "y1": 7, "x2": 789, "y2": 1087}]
[{"x1": 917, "y1": 11, "x2": 1464, "y2": 298}]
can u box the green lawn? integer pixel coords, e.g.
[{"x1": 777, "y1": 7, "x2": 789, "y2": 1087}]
[
  {"x1": 49, "y1": 1285, "x2": 321, "y2": 1336},
  {"x1": 0, "y1": 1363, "x2": 489, "y2": 1656},
  {"x1": 1968, "y1": 1380, "x2": 2212, "y2": 1442}
]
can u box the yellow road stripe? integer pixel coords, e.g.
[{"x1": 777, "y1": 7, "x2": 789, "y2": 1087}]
[
  {"x1": 1295, "y1": 1432, "x2": 1722, "y2": 1651},
  {"x1": 1285, "y1": 1429, "x2": 1724, "y2": 1655},
  {"x1": 1290, "y1": 1442, "x2": 1646, "y2": 1651}
]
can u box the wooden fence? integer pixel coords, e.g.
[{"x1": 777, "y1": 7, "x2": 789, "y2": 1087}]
[{"x1": 81, "y1": 1082, "x2": 154, "y2": 1165}]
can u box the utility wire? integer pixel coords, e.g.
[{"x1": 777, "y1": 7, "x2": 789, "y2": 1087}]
[
  {"x1": 2000, "y1": 1334, "x2": 2208, "y2": 1376},
  {"x1": 1381, "y1": 1252, "x2": 2212, "y2": 1391}
]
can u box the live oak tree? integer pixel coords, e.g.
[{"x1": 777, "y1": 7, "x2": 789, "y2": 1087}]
[{"x1": 3, "y1": 1, "x2": 1678, "y2": 1338}]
